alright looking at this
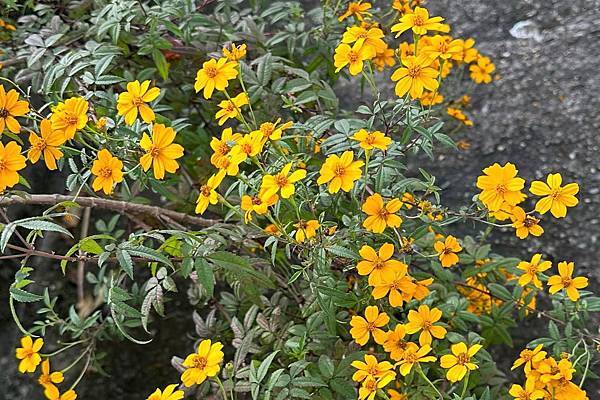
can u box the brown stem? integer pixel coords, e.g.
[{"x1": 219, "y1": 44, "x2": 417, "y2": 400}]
[
  {"x1": 0, "y1": 194, "x2": 218, "y2": 228},
  {"x1": 77, "y1": 208, "x2": 91, "y2": 308}
]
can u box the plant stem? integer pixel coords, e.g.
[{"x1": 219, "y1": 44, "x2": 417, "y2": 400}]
[
  {"x1": 214, "y1": 376, "x2": 229, "y2": 400},
  {"x1": 459, "y1": 370, "x2": 470, "y2": 400},
  {"x1": 417, "y1": 364, "x2": 444, "y2": 400}
]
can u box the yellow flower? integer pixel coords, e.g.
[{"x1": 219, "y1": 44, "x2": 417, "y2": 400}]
[
  {"x1": 422, "y1": 35, "x2": 462, "y2": 60},
  {"x1": 294, "y1": 219, "x2": 320, "y2": 242},
  {"x1": 91, "y1": 149, "x2": 124, "y2": 195},
  {"x1": 261, "y1": 163, "x2": 307, "y2": 199},
  {"x1": 0, "y1": 141, "x2": 27, "y2": 192},
  {"x1": 373, "y1": 45, "x2": 396, "y2": 71},
  {"x1": 241, "y1": 192, "x2": 277, "y2": 223},
  {"x1": 361, "y1": 193, "x2": 403, "y2": 233},
  {"x1": 333, "y1": 41, "x2": 375, "y2": 76},
  {"x1": 372, "y1": 268, "x2": 415, "y2": 307},
  {"x1": 50, "y1": 97, "x2": 89, "y2": 140},
  {"x1": 351, "y1": 129, "x2": 392, "y2": 151},
  {"x1": 447, "y1": 107, "x2": 473, "y2": 126},
  {"x1": 230, "y1": 131, "x2": 264, "y2": 161},
  {"x1": 351, "y1": 354, "x2": 395, "y2": 382},
  {"x1": 433, "y1": 235, "x2": 462, "y2": 267},
  {"x1": 396, "y1": 343, "x2": 436, "y2": 376},
  {"x1": 253, "y1": 119, "x2": 293, "y2": 142},
  {"x1": 195, "y1": 170, "x2": 226, "y2": 215},
  {"x1": 194, "y1": 57, "x2": 239, "y2": 99},
  {"x1": 264, "y1": 223, "x2": 280, "y2": 236},
  {"x1": 15, "y1": 336, "x2": 43, "y2": 373},
  {"x1": 349, "y1": 305, "x2": 389, "y2": 345},
  {"x1": 440, "y1": 342, "x2": 482, "y2": 382},
  {"x1": 210, "y1": 127, "x2": 242, "y2": 167},
  {"x1": 452, "y1": 38, "x2": 478, "y2": 63},
  {"x1": 510, "y1": 206, "x2": 544, "y2": 239},
  {"x1": 117, "y1": 80, "x2": 161, "y2": 125},
  {"x1": 547, "y1": 261, "x2": 588, "y2": 301},
  {"x1": 223, "y1": 43, "x2": 247, "y2": 61},
  {"x1": 508, "y1": 378, "x2": 546, "y2": 400},
  {"x1": 388, "y1": 389, "x2": 408, "y2": 400},
  {"x1": 181, "y1": 339, "x2": 224, "y2": 387},
  {"x1": 146, "y1": 384, "x2": 184, "y2": 400},
  {"x1": 529, "y1": 173, "x2": 579, "y2": 218},
  {"x1": 358, "y1": 374, "x2": 395, "y2": 400},
  {"x1": 403, "y1": 277, "x2": 433, "y2": 303},
  {"x1": 391, "y1": 55, "x2": 439, "y2": 99},
  {"x1": 215, "y1": 153, "x2": 244, "y2": 176},
  {"x1": 469, "y1": 56, "x2": 495, "y2": 84},
  {"x1": 517, "y1": 254, "x2": 551, "y2": 289},
  {"x1": 397, "y1": 42, "x2": 415, "y2": 59},
  {"x1": 391, "y1": 6, "x2": 449, "y2": 36},
  {"x1": 511, "y1": 344, "x2": 546, "y2": 373},
  {"x1": 383, "y1": 324, "x2": 409, "y2": 361},
  {"x1": 317, "y1": 150, "x2": 363, "y2": 193},
  {"x1": 44, "y1": 387, "x2": 77, "y2": 400},
  {"x1": 405, "y1": 304, "x2": 447, "y2": 346},
  {"x1": 0, "y1": 84, "x2": 29, "y2": 133},
  {"x1": 341, "y1": 26, "x2": 387, "y2": 54},
  {"x1": 357, "y1": 243, "x2": 404, "y2": 286},
  {"x1": 420, "y1": 91, "x2": 444, "y2": 106},
  {"x1": 476, "y1": 162, "x2": 526, "y2": 211},
  {"x1": 338, "y1": 1, "x2": 372, "y2": 21},
  {"x1": 215, "y1": 92, "x2": 249, "y2": 126},
  {"x1": 38, "y1": 359, "x2": 64, "y2": 391},
  {"x1": 139, "y1": 124, "x2": 184, "y2": 180}
]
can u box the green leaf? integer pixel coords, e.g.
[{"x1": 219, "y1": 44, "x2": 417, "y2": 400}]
[
  {"x1": 116, "y1": 249, "x2": 134, "y2": 278},
  {"x1": 152, "y1": 49, "x2": 169, "y2": 81},
  {"x1": 326, "y1": 245, "x2": 358, "y2": 260},
  {"x1": 208, "y1": 251, "x2": 275, "y2": 289},
  {"x1": 257, "y1": 350, "x2": 280, "y2": 383},
  {"x1": 17, "y1": 220, "x2": 73, "y2": 238},
  {"x1": 487, "y1": 283, "x2": 513, "y2": 302},
  {"x1": 10, "y1": 287, "x2": 44, "y2": 303},
  {"x1": 194, "y1": 258, "x2": 214, "y2": 297},
  {"x1": 256, "y1": 52, "x2": 273, "y2": 86}
]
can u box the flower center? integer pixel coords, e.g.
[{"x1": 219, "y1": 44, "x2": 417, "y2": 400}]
[
  {"x1": 365, "y1": 379, "x2": 377, "y2": 391},
  {"x1": 520, "y1": 350, "x2": 533, "y2": 362},
  {"x1": 200, "y1": 185, "x2": 212, "y2": 197},
  {"x1": 217, "y1": 142, "x2": 231, "y2": 155},
  {"x1": 99, "y1": 167, "x2": 112, "y2": 178},
  {"x1": 407, "y1": 65, "x2": 422, "y2": 78},
  {"x1": 66, "y1": 115, "x2": 79, "y2": 126},
  {"x1": 0, "y1": 108, "x2": 8, "y2": 118},
  {"x1": 523, "y1": 216, "x2": 537, "y2": 227},
  {"x1": 561, "y1": 277, "x2": 572, "y2": 287},
  {"x1": 456, "y1": 352, "x2": 470, "y2": 365},
  {"x1": 132, "y1": 96, "x2": 144, "y2": 107},
  {"x1": 34, "y1": 139, "x2": 47, "y2": 150},
  {"x1": 275, "y1": 174, "x2": 288, "y2": 187},
  {"x1": 0, "y1": 159, "x2": 6, "y2": 171},
  {"x1": 39, "y1": 374, "x2": 51, "y2": 385},
  {"x1": 192, "y1": 355, "x2": 208, "y2": 370},
  {"x1": 348, "y1": 50, "x2": 360, "y2": 63},
  {"x1": 148, "y1": 145, "x2": 160, "y2": 157},
  {"x1": 225, "y1": 102, "x2": 235, "y2": 112},
  {"x1": 422, "y1": 321, "x2": 432, "y2": 330},
  {"x1": 377, "y1": 208, "x2": 390, "y2": 219},
  {"x1": 205, "y1": 66, "x2": 218, "y2": 78},
  {"x1": 373, "y1": 260, "x2": 385, "y2": 270},
  {"x1": 334, "y1": 164, "x2": 346, "y2": 177},
  {"x1": 550, "y1": 190, "x2": 561, "y2": 199},
  {"x1": 404, "y1": 352, "x2": 417, "y2": 363},
  {"x1": 365, "y1": 133, "x2": 376, "y2": 144},
  {"x1": 526, "y1": 264, "x2": 538, "y2": 275},
  {"x1": 495, "y1": 184, "x2": 507, "y2": 194},
  {"x1": 413, "y1": 15, "x2": 425, "y2": 26},
  {"x1": 241, "y1": 143, "x2": 253, "y2": 154},
  {"x1": 261, "y1": 124, "x2": 274, "y2": 138},
  {"x1": 366, "y1": 322, "x2": 376, "y2": 331},
  {"x1": 252, "y1": 197, "x2": 262, "y2": 205},
  {"x1": 367, "y1": 366, "x2": 379, "y2": 375}
]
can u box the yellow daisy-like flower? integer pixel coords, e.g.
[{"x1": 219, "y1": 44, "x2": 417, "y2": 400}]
[
  {"x1": 357, "y1": 243, "x2": 404, "y2": 286},
  {"x1": 333, "y1": 41, "x2": 375, "y2": 76},
  {"x1": 383, "y1": 324, "x2": 409, "y2": 361},
  {"x1": 420, "y1": 91, "x2": 444, "y2": 106},
  {"x1": 391, "y1": 6, "x2": 449, "y2": 37},
  {"x1": 447, "y1": 107, "x2": 473, "y2": 127},
  {"x1": 230, "y1": 131, "x2": 264, "y2": 161},
  {"x1": 50, "y1": 97, "x2": 89, "y2": 140},
  {"x1": 146, "y1": 384, "x2": 184, "y2": 400},
  {"x1": 215, "y1": 92, "x2": 249, "y2": 126},
  {"x1": 405, "y1": 304, "x2": 447, "y2": 346},
  {"x1": 215, "y1": 153, "x2": 244, "y2": 176},
  {"x1": 361, "y1": 193, "x2": 402, "y2": 233},
  {"x1": 517, "y1": 254, "x2": 551, "y2": 289},
  {"x1": 15, "y1": 336, "x2": 43, "y2": 373},
  {"x1": 476, "y1": 162, "x2": 526, "y2": 211},
  {"x1": 261, "y1": 162, "x2": 307, "y2": 199},
  {"x1": 396, "y1": 343, "x2": 436, "y2": 376},
  {"x1": 91, "y1": 149, "x2": 124, "y2": 195},
  {"x1": 210, "y1": 127, "x2": 242, "y2": 167},
  {"x1": 0, "y1": 141, "x2": 27, "y2": 192},
  {"x1": 241, "y1": 191, "x2": 278, "y2": 223},
  {"x1": 317, "y1": 150, "x2": 363, "y2": 193},
  {"x1": 341, "y1": 26, "x2": 387, "y2": 54},
  {"x1": 439, "y1": 342, "x2": 482, "y2": 382},
  {"x1": 422, "y1": 35, "x2": 462, "y2": 60},
  {"x1": 181, "y1": 339, "x2": 224, "y2": 387},
  {"x1": 452, "y1": 38, "x2": 478, "y2": 63},
  {"x1": 44, "y1": 387, "x2": 77, "y2": 400},
  {"x1": 388, "y1": 389, "x2": 409, "y2": 400},
  {"x1": 195, "y1": 170, "x2": 226, "y2": 215},
  {"x1": 117, "y1": 80, "x2": 161, "y2": 125},
  {"x1": 372, "y1": 268, "x2": 415, "y2": 307},
  {"x1": 253, "y1": 119, "x2": 293, "y2": 143},
  {"x1": 511, "y1": 344, "x2": 546, "y2": 373},
  {"x1": 349, "y1": 305, "x2": 389, "y2": 346},
  {"x1": 38, "y1": 359, "x2": 64, "y2": 391},
  {"x1": 351, "y1": 129, "x2": 392, "y2": 151},
  {"x1": 338, "y1": 1, "x2": 372, "y2": 22},
  {"x1": 510, "y1": 206, "x2": 544, "y2": 239},
  {"x1": 469, "y1": 56, "x2": 495, "y2": 84},
  {"x1": 294, "y1": 219, "x2": 320, "y2": 242},
  {"x1": 139, "y1": 124, "x2": 184, "y2": 180},
  {"x1": 28, "y1": 119, "x2": 65, "y2": 170},
  {"x1": 373, "y1": 45, "x2": 396, "y2": 71},
  {"x1": 194, "y1": 57, "x2": 239, "y2": 99},
  {"x1": 358, "y1": 374, "x2": 395, "y2": 400},
  {"x1": 529, "y1": 173, "x2": 579, "y2": 218},
  {"x1": 433, "y1": 235, "x2": 462, "y2": 267},
  {"x1": 508, "y1": 378, "x2": 546, "y2": 400},
  {"x1": 223, "y1": 43, "x2": 247, "y2": 61},
  {"x1": 0, "y1": 84, "x2": 29, "y2": 133},
  {"x1": 391, "y1": 55, "x2": 439, "y2": 99},
  {"x1": 351, "y1": 354, "x2": 395, "y2": 383},
  {"x1": 547, "y1": 261, "x2": 588, "y2": 301}
]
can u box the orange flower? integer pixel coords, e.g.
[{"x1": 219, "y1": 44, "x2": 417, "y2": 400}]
[
  {"x1": 349, "y1": 305, "x2": 389, "y2": 345},
  {"x1": 91, "y1": 149, "x2": 124, "y2": 195},
  {"x1": 547, "y1": 261, "x2": 588, "y2": 301},
  {"x1": 433, "y1": 235, "x2": 462, "y2": 267},
  {"x1": 361, "y1": 193, "x2": 402, "y2": 233},
  {"x1": 405, "y1": 305, "x2": 447, "y2": 345},
  {"x1": 357, "y1": 243, "x2": 405, "y2": 286},
  {"x1": 0, "y1": 84, "x2": 29, "y2": 133}
]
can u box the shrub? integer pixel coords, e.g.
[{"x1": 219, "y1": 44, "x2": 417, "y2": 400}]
[{"x1": 1, "y1": 1, "x2": 598, "y2": 399}]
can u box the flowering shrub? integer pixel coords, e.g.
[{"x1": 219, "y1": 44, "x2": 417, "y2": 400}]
[{"x1": 1, "y1": 1, "x2": 598, "y2": 399}]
